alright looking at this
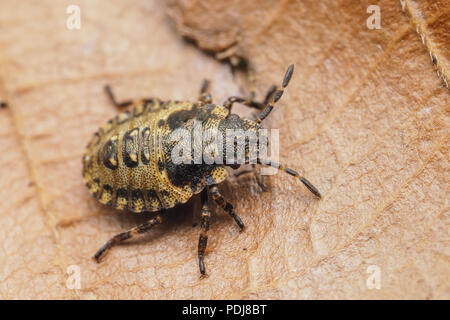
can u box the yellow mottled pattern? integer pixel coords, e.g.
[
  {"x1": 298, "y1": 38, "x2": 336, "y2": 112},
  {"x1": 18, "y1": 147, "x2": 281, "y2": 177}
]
[
  {"x1": 99, "y1": 189, "x2": 112, "y2": 205},
  {"x1": 115, "y1": 196, "x2": 128, "y2": 210},
  {"x1": 132, "y1": 198, "x2": 145, "y2": 212},
  {"x1": 89, "y1": 180, "x2": 100, "y2": 195},
  {"x1": 83, "y1": 101, "x2": 230, "y2": 213}
]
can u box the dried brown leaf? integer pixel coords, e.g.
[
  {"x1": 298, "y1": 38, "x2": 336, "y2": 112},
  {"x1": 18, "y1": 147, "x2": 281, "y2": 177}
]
[{"x1": 0, "y1": 0, "x2": 448, "y2": 299}]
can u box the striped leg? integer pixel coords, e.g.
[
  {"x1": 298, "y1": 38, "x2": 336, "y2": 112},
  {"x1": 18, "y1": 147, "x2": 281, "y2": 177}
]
[
  {"x1": 93, "y1": 214, "x2": 163, "y2": 262},
  {"x1": 223, "y1": 84, "x2": 277, "y2": 116},
  {"x1": 223, "y1": 96, "x2": 264, "y2": 113},
  {"x1": 198, "y1": 190, "x2": 211, "y2": 276},
  {"x1": 253, "y1": 163, "x2": 268, "y2": 192},
  {"x1": 258, "y1": 159, "x2": 321, "y2": 198},
  {"x1": 262, "y1": 85, "x2": 277, "y2": 105},
  {"x1": 209, "y1": 185, "x2": 244, "y2": 230},
  {"x1": 256, "y1": 64, "x2": 294, "y2": 123}
]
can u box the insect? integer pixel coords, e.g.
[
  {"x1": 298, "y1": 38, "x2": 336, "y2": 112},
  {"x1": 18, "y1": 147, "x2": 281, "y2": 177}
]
[
  {"x1": 83, "y1": 64, "x2": 321, "y2": 276},
  {"x1": 0, "y1": 101, "x2": 7, "y2": 108}
]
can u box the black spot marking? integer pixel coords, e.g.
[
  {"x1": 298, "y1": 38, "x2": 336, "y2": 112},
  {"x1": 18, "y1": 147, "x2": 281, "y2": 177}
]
[
  {"x1": 158, "y1": 119, "x2": 165, "y2": 128},
  {"x1": 147, "y1": 190, "x2": 163, "y2": 211},
  {"x1": 165, "y1": 160, "x2": 214, "y2": 191},
  {"x1": 160, "y1": 190, "x2": 169, "y2": 197},
  {"x1": 131, "y1": 189, "x2": 145, "y2": 212},
  {"x1": 102, "y1": 136, "x2": 119, "y2": 170},
  {"x1": 123, "y1": 128, "x2": 140, "y2": 168},
  {"x1": 158, "y1": 159, "x2": 164, "y2": 172},
  {"x1": 93, "y1": 178, "x2": 100, "y2": 198},
  {"x1": 114, "y1": 188, "x2": 129, "y2": 210},
  {"x1": 159, "y1": 190, "x2": 171, "y2": 208},
  {"x1": 141, "y1": 127, "x2": 151, "y2": 165},
  {"x1": 101, "y1": 184, "x2": 114, "y2": 205},
  {"x1": 96, "y1": 149, "x2": 102, "y2": 166},
  {"x1": 166, "y1": 105, "x2": 198, "y2": 130},
  {"x1": 196, "y1": 104, "x2": 219, "y2": 122}
]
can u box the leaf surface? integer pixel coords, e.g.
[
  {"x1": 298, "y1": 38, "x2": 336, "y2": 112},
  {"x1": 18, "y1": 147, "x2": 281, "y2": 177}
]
[{"x1": 0, "y1": 0, "x2": 448, "y2": 299}]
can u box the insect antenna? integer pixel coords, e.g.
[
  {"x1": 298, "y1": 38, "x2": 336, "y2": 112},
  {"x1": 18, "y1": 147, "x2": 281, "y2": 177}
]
[
  {"x1": 257, "y1": 158, "x2": 321, "y2": 198},
  {"x1": 256, "y1": 64, "x2": 294, "y2": 123}
]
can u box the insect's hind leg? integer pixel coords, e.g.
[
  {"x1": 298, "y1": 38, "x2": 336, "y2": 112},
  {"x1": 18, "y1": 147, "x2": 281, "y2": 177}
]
[
  {"x1": 93, "y1": 214, "x2": 163, "y2": 262},
  {"x1": 198, "y1": 189, "x2": 211, "y2": 276},
  {"x1": 104, "y1": 85, "x2": 154, "y2": 109},
  {"x1": 209, "y1": 185, "x2": 244, "y2": 230}
]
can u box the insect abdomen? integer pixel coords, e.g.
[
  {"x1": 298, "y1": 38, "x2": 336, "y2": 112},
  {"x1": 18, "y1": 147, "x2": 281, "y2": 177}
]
[{"x1": 83, "y1": 101, "x2": 194, "y2": 213}]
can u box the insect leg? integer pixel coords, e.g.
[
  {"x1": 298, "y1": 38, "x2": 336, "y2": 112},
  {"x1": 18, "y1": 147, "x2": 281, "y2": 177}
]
[
  {"x1": 233, "y1": 164, "x2": 268, "y2": 192},
  {"x1": 104, "y1": 85, "x2": 134, "y2": 108},
  {"x1": 198, "y1": 79, "x2": 213, "y2": 104},
  {"x1": 258, "y1": 158, "x2": 321, "y2": 198},
  {"x1": 223, "y1": 96, "x2": 264, "y2": 113},
  {"x1": 253, "y1": 163, "x2": 268, "y2": 192},
  {"x1": 263, "y1": 85, "x2": 277, "y2": 105},
  {"x1": 209, "y1": 185, "x2": 244, "y2": 230},
  {"x1": 104, "y1": 85, "x2": 156, "y2": 109},
  {"x1": 256, "y1": 64, "x2": 294, "y2": 123},
  {"x1": 93, "y1": 214, "x2": 163, "y2": 262},
  {"x1": 223, "y1": 83, "x2": 276, "y2": 116},
  {"x1": 198, "y1": 189, "x2": 211, "y2": 276}
]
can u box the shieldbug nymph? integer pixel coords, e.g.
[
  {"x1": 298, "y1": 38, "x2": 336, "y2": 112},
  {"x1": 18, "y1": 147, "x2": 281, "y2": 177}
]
[{"x1": 83, "y1": 64, "x2": 321, "y2": 276}]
